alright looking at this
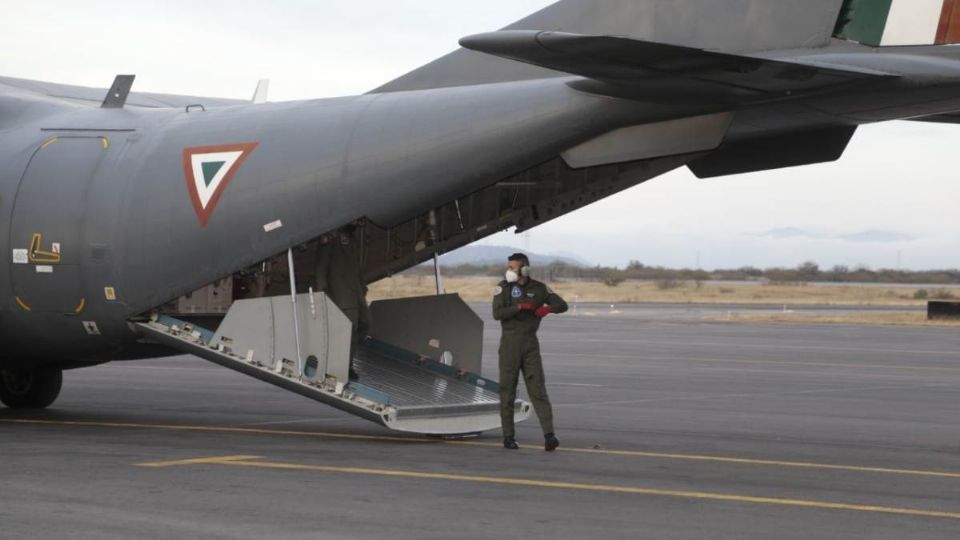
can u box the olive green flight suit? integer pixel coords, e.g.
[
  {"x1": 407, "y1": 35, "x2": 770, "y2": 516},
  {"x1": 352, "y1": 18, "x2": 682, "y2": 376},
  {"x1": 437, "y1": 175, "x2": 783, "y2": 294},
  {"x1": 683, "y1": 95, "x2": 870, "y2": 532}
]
[
  {"x1": 314, "y1": 230, "x2": 370, "y2": 359},
  {"x1": 492, "y1": 278, "x2": 568, "y2": 439}
]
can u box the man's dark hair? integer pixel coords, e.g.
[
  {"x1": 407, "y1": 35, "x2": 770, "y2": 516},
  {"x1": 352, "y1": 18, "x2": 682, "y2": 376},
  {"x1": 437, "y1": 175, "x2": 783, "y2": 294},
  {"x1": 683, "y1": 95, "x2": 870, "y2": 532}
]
[{"x1": 508, "y1": 253, "x2": 530, "y2": 266}]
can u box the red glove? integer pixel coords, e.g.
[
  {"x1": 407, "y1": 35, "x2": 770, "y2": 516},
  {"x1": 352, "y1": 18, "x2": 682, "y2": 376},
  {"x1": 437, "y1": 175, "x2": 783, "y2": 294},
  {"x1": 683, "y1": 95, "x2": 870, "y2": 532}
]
[
  {"x1": 517, "y1": 302, "x2": 537, "y2": 312},
  {"x1": 535, "y1": 305, "x2": 554, "y2": 318}
]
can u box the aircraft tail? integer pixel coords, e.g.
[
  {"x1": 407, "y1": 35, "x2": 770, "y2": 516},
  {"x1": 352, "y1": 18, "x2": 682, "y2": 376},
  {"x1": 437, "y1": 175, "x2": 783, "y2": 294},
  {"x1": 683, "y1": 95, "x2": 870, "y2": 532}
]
[
  {"x1": 371, "y1": 0, "x2": 848, "y2": 93},
  {"x1": 834, "y1": 0, "x2": 960, "y2": 47}
]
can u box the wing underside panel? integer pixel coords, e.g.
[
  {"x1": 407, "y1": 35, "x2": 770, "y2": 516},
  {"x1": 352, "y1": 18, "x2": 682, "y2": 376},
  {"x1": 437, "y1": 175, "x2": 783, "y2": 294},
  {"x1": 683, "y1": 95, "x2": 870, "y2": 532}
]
[{"x1": 688, "y1": 125, "x2": 859, "y2": 178}]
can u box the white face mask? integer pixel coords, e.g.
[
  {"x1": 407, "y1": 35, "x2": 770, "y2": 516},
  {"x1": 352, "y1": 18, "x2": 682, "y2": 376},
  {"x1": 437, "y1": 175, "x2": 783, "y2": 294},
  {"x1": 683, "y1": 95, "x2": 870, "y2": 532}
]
[{"x1": 504, "y1": 269, "x2": 519, "y2": 283}]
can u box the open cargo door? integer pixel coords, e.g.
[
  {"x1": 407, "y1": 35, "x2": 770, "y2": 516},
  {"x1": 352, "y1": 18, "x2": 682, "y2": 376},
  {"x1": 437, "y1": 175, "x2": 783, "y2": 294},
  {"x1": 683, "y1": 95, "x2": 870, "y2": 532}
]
[{"x1": 135, "y1": 292, "x2": 530, "y2": 436}]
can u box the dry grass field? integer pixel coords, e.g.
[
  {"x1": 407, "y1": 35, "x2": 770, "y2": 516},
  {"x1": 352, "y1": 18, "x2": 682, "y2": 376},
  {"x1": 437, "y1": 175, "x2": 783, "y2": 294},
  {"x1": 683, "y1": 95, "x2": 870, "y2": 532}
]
[
  {"x1": 367, "y1": 275, "x2": 960, "y2": 327},
  {"x1": 368, "y1": 275, "x2": 958, "y2": 306},
  {"x1": 709, "y1": 311, "x2": 960, "y2": 327}
]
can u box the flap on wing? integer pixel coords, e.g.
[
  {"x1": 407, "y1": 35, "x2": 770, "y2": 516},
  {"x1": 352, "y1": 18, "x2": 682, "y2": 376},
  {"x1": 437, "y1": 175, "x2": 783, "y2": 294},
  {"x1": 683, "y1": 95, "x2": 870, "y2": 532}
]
[{"x1": 460, "y1": 31, "x2": 894, "y2": 103}]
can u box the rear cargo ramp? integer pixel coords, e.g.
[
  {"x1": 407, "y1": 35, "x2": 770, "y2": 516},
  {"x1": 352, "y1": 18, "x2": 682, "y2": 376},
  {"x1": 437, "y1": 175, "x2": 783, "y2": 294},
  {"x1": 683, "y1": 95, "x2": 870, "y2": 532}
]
[{"x1": 135, "y1": 293, "x2": 530, "y2": 436}]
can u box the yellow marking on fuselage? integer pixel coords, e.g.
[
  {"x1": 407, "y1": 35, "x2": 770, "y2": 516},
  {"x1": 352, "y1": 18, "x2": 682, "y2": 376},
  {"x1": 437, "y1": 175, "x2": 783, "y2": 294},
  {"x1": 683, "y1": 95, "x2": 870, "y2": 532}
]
[
  {"x1": 5, "y1": 418, "x2": 960, "y2": 480},
  {"x1": 28, "y1": 233, "x2": 61, "y2": 264},
  {"x1": 39, "y1": 137, "x2": 58, "y2": 150},
  {"x1": 74, "y1": 297, "x2": 86, "y2": 314},
  {"x1": 134, "y1": 455, "x2": 960, "y2": 521},
  {"x1": 14, "y1": 297, "x2": 31, "y2": 312}
]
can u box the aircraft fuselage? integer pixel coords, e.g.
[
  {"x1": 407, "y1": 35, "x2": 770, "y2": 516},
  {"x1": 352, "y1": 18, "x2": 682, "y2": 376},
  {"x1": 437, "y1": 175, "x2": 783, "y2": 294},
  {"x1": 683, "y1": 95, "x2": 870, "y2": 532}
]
[{"x1": 4, "y1": 46, "x2": 960, "y2": 369}]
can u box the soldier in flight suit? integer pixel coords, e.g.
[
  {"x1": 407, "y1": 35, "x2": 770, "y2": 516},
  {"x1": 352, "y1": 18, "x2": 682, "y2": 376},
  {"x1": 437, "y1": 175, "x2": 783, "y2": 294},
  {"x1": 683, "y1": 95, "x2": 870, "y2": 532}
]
[
  {"x1": 314, "y1": 223, "x2": 370, "y2": 381},
  {"x1": 492, "y1": 253, "x2": 568, "y2": 451}
]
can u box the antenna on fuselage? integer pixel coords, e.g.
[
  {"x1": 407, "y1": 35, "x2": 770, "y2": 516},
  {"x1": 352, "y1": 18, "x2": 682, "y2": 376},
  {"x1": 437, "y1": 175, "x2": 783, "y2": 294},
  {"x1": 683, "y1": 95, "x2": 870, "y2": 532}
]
[
  {"x1": 251, "y1": 79, "x2": 270, "y2": 104},
  {"x1": 101, "y1": 74, "x2": 135, "y2": 108}
]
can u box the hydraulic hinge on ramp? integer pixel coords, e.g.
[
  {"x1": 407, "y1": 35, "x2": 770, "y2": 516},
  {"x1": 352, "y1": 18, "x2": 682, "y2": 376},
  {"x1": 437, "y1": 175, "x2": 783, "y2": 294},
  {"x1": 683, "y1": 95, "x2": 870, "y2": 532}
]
[{"x1": 134, "y1": 292, "x2": 530, "y2": 435}]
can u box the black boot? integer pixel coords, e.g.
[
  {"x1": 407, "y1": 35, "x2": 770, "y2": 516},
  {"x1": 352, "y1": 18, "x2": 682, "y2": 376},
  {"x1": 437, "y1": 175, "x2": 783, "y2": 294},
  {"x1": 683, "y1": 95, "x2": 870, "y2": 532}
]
[
  {"x1": 544, "y1": 432, "x2": 559, "y2": 452},
  {"x1": 503, "y1": 437, "x2": 520, "y2": 450}
]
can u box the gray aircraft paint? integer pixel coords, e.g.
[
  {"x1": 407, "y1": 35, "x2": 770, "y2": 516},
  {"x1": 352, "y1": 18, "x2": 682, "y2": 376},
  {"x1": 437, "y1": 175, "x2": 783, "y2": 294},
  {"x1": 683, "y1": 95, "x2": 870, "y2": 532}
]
[
  {"x1": 3, "y1": 0, "x2": 960, "y2": 369},
  {"x1": 373, "y1": 0, "x2": 847, "y2": 93}
]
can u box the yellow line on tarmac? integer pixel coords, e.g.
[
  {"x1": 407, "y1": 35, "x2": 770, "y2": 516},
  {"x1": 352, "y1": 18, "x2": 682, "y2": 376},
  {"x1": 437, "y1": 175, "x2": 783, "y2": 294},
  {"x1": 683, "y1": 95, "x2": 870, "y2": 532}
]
[
  {"x1": 551, "y1": 352, "x2": 960, "y2": 372},
  {"x1": 685, "y1": 357, "x2": 960, "y2": 372},
  {"x1": 451, "y1": 441, "x2": 960, "y2": 479},
  {"x1": 7, "y1": 418, "x2": 960, "y2": 480},
  {"x1": 135, "y1": 455, "x2": 960, "y2": 521},
  {"x1": 139, "y1": 455, "x2": 260, "y2": 468},
  {"x1": 0, "y1": 418, "x2": 426, "y2": 444}
]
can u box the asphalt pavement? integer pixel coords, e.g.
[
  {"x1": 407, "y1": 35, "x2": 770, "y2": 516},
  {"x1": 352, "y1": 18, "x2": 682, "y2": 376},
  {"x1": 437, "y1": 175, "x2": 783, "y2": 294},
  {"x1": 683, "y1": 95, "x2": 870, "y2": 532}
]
[{"x1": 2, "y1": 305, "x2": 959, "y2": 539}]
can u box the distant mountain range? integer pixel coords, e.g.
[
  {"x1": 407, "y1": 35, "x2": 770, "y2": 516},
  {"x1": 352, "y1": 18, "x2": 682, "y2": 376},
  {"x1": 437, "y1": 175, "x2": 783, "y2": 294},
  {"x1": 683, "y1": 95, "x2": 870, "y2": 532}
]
[
  {"x1": 759, "y1": 228, "x2": 915, "y2": 243},
  {"x1": 432, "y1": 231, "x2": 918, "y2": 270},
  {"x1": 435, "y1": 245, "x2": 588, "y2": 267}
]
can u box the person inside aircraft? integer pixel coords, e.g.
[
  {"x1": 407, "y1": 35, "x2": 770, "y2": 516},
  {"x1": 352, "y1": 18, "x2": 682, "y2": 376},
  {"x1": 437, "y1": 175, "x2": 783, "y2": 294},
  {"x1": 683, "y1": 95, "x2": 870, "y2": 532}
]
[{"x1": 314, "y1": 222, "x2": 370, "y2": 381}]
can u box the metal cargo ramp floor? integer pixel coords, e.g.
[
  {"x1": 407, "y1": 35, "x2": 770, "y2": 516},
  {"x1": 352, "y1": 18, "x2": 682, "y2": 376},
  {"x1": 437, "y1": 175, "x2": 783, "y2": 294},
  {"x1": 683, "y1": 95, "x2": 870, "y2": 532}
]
[
  {"x1": 135, "y1": 317, "x2": 530, "y2": 435},
  {"x1": 353, "y1": 340, "x2": 502, "y2": 419}
]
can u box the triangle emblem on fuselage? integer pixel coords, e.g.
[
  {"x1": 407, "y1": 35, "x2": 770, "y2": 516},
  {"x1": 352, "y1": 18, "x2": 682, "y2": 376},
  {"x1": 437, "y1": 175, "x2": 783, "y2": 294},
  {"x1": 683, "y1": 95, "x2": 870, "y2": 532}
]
[{"x1": 182, "y1": 142, "x2": 258, "y2": 226}]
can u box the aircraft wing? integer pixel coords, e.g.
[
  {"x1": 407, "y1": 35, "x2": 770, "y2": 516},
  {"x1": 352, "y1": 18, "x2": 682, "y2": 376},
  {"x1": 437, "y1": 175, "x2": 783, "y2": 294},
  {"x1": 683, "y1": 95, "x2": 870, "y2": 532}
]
[
  {"x1": 460, "y1": 31, "x2": 895, "y2": 103},
  {"x1": 908, "y1": 112, "x2": 960, "y2": 124}
]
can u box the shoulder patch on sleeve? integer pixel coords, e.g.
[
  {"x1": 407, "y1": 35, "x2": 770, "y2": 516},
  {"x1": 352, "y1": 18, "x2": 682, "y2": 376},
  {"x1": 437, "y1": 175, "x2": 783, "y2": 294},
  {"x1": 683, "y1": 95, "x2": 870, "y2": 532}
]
[{"x1": 494, "y1": 286, "x2": 503, "y2": 296}]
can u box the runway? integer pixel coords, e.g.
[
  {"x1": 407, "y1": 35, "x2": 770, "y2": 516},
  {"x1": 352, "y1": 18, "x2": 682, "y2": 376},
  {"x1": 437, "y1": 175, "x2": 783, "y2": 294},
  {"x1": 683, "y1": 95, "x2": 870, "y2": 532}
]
[{"x1": 2, "y1": 305, "x2": 960, "y2": 539}]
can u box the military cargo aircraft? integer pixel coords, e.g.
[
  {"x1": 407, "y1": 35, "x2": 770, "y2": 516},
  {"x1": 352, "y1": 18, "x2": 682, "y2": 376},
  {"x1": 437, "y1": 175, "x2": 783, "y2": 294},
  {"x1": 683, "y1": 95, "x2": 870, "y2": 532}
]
[{"x1": 3, "y1": 0, "x2": 960, "y2": 433}]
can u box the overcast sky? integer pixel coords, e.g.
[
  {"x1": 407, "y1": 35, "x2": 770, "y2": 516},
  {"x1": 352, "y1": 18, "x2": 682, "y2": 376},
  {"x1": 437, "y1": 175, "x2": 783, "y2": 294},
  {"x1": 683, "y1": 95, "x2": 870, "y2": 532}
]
[{"x1": 2, "y1": 1, "x2": 957, "y2": 270}]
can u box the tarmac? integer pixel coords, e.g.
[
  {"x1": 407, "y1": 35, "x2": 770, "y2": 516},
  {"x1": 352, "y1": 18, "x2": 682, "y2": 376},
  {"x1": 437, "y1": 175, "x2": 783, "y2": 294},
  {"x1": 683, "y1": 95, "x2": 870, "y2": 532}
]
[{"x1": 2, "y1": 304, "x2": 960, "y2": 539}]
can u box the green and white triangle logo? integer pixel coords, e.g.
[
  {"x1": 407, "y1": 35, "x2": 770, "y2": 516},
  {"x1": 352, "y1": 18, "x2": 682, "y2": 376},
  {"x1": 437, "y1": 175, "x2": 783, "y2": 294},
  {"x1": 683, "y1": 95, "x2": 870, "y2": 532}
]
[{"x1": 182, "y1": 142, "x2": 258, "y2": 226}]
